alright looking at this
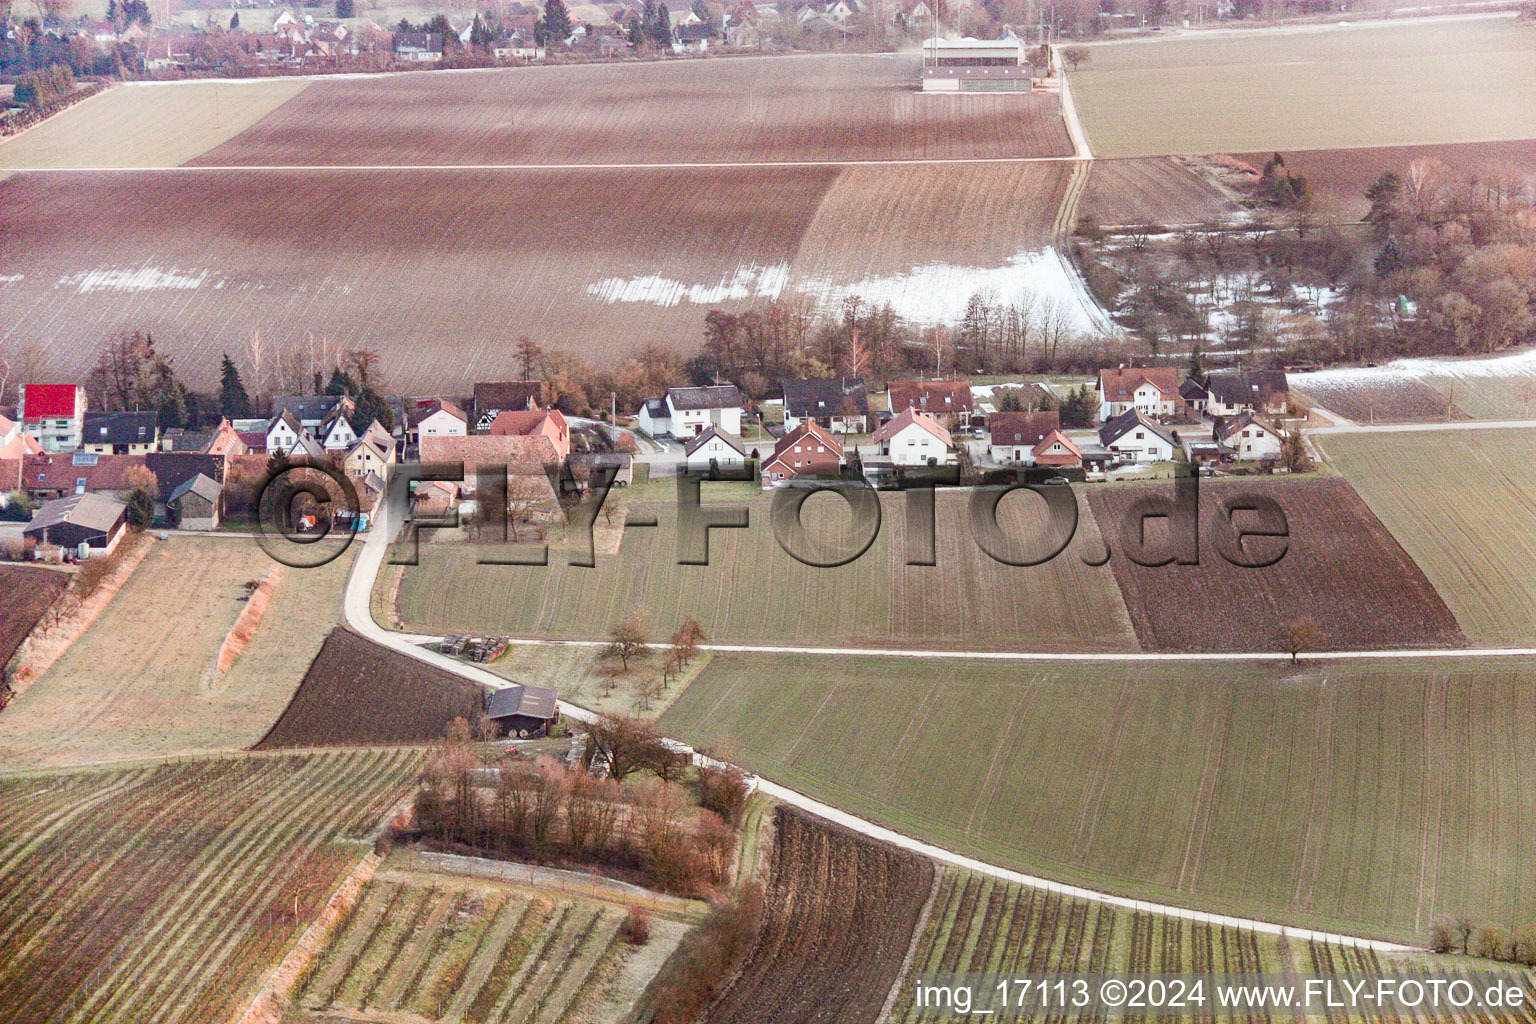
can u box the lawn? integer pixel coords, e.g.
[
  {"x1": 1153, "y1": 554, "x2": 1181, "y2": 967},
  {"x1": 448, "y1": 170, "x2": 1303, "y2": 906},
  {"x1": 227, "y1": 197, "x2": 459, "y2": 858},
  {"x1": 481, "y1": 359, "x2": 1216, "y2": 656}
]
[
  {"x1": 1317, "y1": 428, "x2": 1536, "y2": 646},
  {"x1": 1070, "y1": 16, "x2": 1536, "y2": 157},
  {"x1": 659, "y1": 651, "x2": 1536, "y2": 943},
  {"x1": 0, "y1": 79, "x2": 310, "y2": 170},
  {"x1": 388, "y1": 489, "x2": 1139, "y2": 654},
  {"x1": 0, "y1": 536, "x2": 352, "y2": 767}
]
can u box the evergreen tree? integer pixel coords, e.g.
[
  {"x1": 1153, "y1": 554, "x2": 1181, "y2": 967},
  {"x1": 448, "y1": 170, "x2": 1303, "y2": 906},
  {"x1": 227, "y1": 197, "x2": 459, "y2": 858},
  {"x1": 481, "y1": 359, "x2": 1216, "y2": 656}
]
[
  {"x1": 647, "y1": 0, "x2": 671, "y2": 47},
  {"x1": 336, "y1": 0, "x2": 354, "y2": 16},
  {"x1": 229, "y1": 11, "x2": 239, "y2": 28},
  {"x1": 538, "y1": 0, "x2": 572, "y2": 44},
  {"x1": 324, "y1": 367, "x2": 356, "y2": 397},
  {"x1": 1373, "y1": 236, "x2": 1403, "y2": 279},
  {"x1": 219, "y1": 353, "x2": 250, "y2": 418},
  {"x1": 350, "y1": 387, "x2": 395, "y2": 434},
  {"x1": 1364, "y1": 171, "x2": 1403, "y2": 227},
  {"x1": 470, "y1": 13, "x2": 494, "y2": 48},
  {"x1": 1187, "y1": 346, "x2": 1204, "y2": 381},
  {"x1": 125, "y1": 488, "x2": 155, "y2": 529}
]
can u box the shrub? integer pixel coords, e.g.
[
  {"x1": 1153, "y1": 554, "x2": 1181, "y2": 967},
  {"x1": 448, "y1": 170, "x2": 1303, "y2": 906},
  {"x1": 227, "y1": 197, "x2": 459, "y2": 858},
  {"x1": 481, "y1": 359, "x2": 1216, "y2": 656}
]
[
  {"x1": 695, "y1": 763, "x2": 750, "y2": 827},
  {"x1": 621, "y1": 904, "x2": 651, "y2": 945},
  {"x1": 648, "y1": 884, "x2": 763, "y2": 1024}
]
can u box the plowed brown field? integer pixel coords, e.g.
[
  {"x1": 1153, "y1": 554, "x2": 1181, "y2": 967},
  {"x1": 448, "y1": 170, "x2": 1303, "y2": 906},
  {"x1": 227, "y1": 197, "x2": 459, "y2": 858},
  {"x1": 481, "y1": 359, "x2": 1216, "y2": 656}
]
[
  {"x1": 0, "y1": 565, "x2": 68, "y2": 676},
  {"x1": 1078, "y1": 157, "x2": 1237, "y2": 227},
  {"x1": 192, "y1": 55, "x2": 1072, "y2": 167},
  {"x1": 1085, "y1": 477, "x2": 1466, "y2": 653},
  {"x1": 702, "y1": 807, "x2": 933, "y2": 1024}
]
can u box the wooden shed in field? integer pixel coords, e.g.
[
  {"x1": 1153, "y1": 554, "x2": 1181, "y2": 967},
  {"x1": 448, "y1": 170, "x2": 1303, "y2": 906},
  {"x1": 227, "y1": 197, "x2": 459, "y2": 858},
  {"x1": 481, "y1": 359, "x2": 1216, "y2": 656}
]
[{"x1": 484, "y1": 683, "x2": 561, "y2": 738}]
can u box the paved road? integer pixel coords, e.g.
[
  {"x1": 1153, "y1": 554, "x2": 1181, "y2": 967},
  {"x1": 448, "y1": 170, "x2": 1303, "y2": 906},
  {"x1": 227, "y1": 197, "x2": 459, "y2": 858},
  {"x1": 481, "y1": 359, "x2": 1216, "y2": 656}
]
[{"x1": 342, "y1": 478, "x2": 1425, "y2": 951}]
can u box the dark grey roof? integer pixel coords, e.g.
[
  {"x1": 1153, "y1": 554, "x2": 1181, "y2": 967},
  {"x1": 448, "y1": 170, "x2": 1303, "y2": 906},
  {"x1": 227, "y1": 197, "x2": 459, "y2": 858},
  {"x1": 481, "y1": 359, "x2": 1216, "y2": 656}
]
[
  {"x1": 145, "y1": 452, "x2": 223, "y2": 499},
  {"x1": 667, "y1": 385, "x2": 742, "y2": 411},
  {"x1": 272, "y1": 395, "x2": 342, "y2": 425},
  {"x1": 1206, "y1": 369, "x2": 1288, "y2": 407},
  {"x1": 683, "y1": 424, "x2": 746, "y2": 457},
  {"x1": 473, "y1": 381, "x2": 542, "y2": 419},
  {"x1": 485, "y1": 683, "x2": 560, "y2": 720},
  {"x1": 24, "y1": 492, "x2": 126, "y2": 535},
  {"x1": 781, "y1": 378, "x2": 869, "y2": 419},
  {"x1": 640, "y1": 397, "x2": 668, "y2": 418},
  {"x1": 395, "y1": 30, "x2": 444, "y2": 51},
  {"x1": 169, "y1": 472, "x2": 222, "y2": 505},
  {"x1": 82, "y1": 411, "x2": 158, "y2": 446},
  {"x1": 1099, "y1": 409, "x2": 1177, "y2": 448},
  {"x1": 1179, "y1": 379, "x2": 1209, "y2": 400}
]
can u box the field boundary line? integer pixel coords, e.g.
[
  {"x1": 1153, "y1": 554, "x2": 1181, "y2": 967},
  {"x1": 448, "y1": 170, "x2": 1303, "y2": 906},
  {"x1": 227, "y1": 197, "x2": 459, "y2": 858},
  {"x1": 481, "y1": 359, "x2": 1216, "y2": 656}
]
[
  {"x1": 343, "y1": 485, "x2": 1428, "y2": 951},
  {"x1": 6, "y1": 155, "x2": 1085, "y2": 174}
]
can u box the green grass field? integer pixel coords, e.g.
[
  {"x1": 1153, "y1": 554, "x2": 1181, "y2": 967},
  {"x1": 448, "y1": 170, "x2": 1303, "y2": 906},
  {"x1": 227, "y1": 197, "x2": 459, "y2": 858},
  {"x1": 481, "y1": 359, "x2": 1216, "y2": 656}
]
[
  {"x1": 1318, "y1": 428, "x2": 1536, "y2": 647},
  {"x1": 659, "y1": 652, "x2": 1536, "y2": 943},
  {"x1": 1070, "y1": 17, "x2": 1536, "y2": 157},
  {"x1": 0, "y1": 79, "x2": 309, "y2": 170},
  {"x1": 389, "y1": 491, "x2": 1138, "y2": 653}
]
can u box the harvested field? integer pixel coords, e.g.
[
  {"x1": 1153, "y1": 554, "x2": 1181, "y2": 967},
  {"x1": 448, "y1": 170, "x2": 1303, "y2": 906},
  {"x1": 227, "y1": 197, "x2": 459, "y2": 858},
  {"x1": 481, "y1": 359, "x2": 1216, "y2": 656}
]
[
  {"x1": 1077, "y1": 157, "x2": 1238, "y2": 228},
  {"x1": 256, "y1": 628, "x2": 486, "y2": 750},
  {"x1": 389, "y1": 489, "x2": 1139, "y2": 654},
  {"x1": 1071, "y1": 17, "x2": 1536, "y2": 157},
  {"x1": 1233, "y1": 139, "x2": 1536, "y2": 220},
  {"x1": 0, "y1": 165, "x2": 833, "y2": 390},
  {"x1": 1084, "y1": 477, "x2": 1465, "y2": 653},
  {"x1": 0, "y1": 537, "x2": 353, "y2": 768},
  {"x1": 0, "y1": 565, "x2": 68, "y2": 675},
  {"x1": 702, "y1": 807, "x2": 932, "y2": 1024},
  {"x1": 193, "y1": 55, "x2": 1072, "y2": 167},
  {"x1": 294, "y1": 864, "x2": 634, "y2": 1024},
  {"x1": 1293, "y1": 348, "x2": 1536, "y2": 422},
  {"x1": 0, "y1": 80, "x2": 311, "y2": 171},
  {"x1": 0, "y1": 748, "x2": 420, "y2": 1024},
  {"x1": 1319, "y1": 428, "x2": 1536, "y2": 646},
  {"x1": 661, "y1": 652, "x2": 1536, "y2": 941}
]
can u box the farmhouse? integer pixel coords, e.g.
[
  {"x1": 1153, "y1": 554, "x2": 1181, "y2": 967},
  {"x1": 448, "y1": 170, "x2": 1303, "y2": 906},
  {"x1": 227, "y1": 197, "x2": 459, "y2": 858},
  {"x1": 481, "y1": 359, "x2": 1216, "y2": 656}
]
[
  {"x1": 419, "y1": 435, "x2": 560, "y2": 524},
  {"x1": 637, "y1": 385, "x2": 744, "y2": 440},
  {"x1": 473, "y1": 380, "x2": 543, "y2": 431},
  {"x1": 273, "y1": 394, "x2": 348, "y2": 430},
  {"x1": 490, "y1": 408, "x2": 571, "y2": 462},
  {"x1": 80, "y1": 412, "x2": 160, "y2": 455},
  {"x1": 683, "y1": 425, "x2": 748, "y2": 472},
  {"x1": 762, "y1": 421, "x2": 843, "y2": 486},
  {"x1": 887, "y1": 380, "x2": 973, "y2": 429},
  {"x1": 168, "y1": 473, "x2": 222, "y2": 530},
  {"x1": 1099, "y1": 409, "x2": 1178, "y2": 463},
  {"x1": 1205, "y1": 370, "x2": 1291, "y2": 418},
  {"x1": 1096, "y1": 367, "x2": 1184, "y2": 422},
  {"x1": 483, "y1": 683, "x2": 561, "y2": 738},
  {"x1": 920, "y1": 36, "x2": 1034, "y2": 92},
  {"x1": 1215, "y1": 411, "x2": 1284, "y2": 460},
  {"x1": 874, "y1": 407, "x2": 953, "y2": 466},
  {"x1": 24, "y1": 492, "x2": 127, "y2": 556},
  {"x1": 988, "y1": 410, "x2": 1059, "y2": 464},
  {"x1": 18, "y1": 384, "x2": 88, "y2": 453},
  {"x1": 781, "y1": 378, "x2": 870, "y2": 434},
  {"x1": 315, "y1": 399, "x2": 359, "y2": 452}
]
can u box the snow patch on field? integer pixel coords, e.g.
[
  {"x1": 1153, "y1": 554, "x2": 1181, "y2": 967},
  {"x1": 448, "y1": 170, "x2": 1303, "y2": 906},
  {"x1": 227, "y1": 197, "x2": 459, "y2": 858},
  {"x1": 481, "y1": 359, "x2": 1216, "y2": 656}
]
[
  {"x1": 60, "y1": 266, "x2": 215, "y2": 294},
  {"x1": 794, "y1": 248, "x2": 1101, "y2": 331},
  {"x1": 1294, "y1": 347, "x2": 1536, "y2": 389},
  {"x1": 0, "y1": 274, "x2": 22, "y2": 285},
  {"x1": 586, "y1": 263, "x2": 788, "y2": 306}
]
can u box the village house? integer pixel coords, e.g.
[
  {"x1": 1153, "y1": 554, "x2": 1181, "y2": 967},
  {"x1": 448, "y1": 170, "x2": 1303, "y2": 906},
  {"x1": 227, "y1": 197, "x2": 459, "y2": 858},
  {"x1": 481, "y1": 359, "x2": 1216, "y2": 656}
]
[
  {"x1": 1099, "y1": 409, "x2": 1179, "y2": 463},
  {"x1": 781, "y1": 378, "x2": 870, "y2": 434},
  {"x1": 419, "y1": 434, "x2": 562, "y2": 526},
  {"x1": 315, "y1": 399, "x2": 360, "y2": 452},
  {"x1": 406, "y1": 399, "x2": 469, "y2": 447},
  {"x1": 874, "y1": 407, "x2": 952, "y2": 466},
  {"x1": 761, "y1": 421, "x2": 843, "y2": 487},
  {"x1": 637, "y1": 385, "x2": 744, "y2": 440},
  {"x1": 1205, "y1": 370, "x2": 1291, "y2": 419},
  {"x1": 987, "y1": 410, "x2": 1060, "y2": 465},
  {"x1": 411, "y1": 479, "x2": 463, "y2": 519},
  {"x1": 473, "y1": 380, "x2": 544, "y2": 432},
  {"x1": 19, "y1": 385, "x2": 88, "y2": 452},
  {"x1": 168, "y1": 473, "x2": 222, "y2": 530},
  {"x1": 683, "y1": 425, "x2": 747, "y2": 473},
  {"x1": 1096, "y1": 367, "x2": 1184, "y2": 422},
  {"x1": 80, "y1": 411, "x2": 160, "y2": 456},
  {"x1": 1215, "y1": 411, "x2": 1285, "y2": 460},
  {"x1": 394, "y1": 31, "x2": 444, "y2": 60},
  {"x1": 1179, "y1": 379, "x2": 1209, "y2": 416},
  {"x1": 0, "y1": 415, "x2": 44, "y2": 461},
  {"x1": 886, "y1": 380, "x2": 973, "y2": 429},
  {"x1": 24, "y1": 492, "x2": 128, "y2": 557},
  {"x1": 490, "y1": 408, "x2": 571, "y2": 462},
  {"x1": 264, "y1": 411, "x2": 308, "y2": 455},
  {"x1": 343, "y1": 437, "x2": 394, "y2": 481},
  {"x1": 1032, "y1": 430, "x2": 1083, "y2": 470}
]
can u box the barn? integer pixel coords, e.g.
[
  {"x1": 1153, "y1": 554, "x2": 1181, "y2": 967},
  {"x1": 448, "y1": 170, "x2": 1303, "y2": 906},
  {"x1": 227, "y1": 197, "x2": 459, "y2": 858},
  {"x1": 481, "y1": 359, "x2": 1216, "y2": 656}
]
[
  {"x1": 920, "y1": 37, "x2": 1034, "y2": 92},
  {"x1": 483, "y1": 683, "x2": 561, "y2": 738},
  {"x1": 23, "y1": 492, "x2": 128, "y2": 556}
]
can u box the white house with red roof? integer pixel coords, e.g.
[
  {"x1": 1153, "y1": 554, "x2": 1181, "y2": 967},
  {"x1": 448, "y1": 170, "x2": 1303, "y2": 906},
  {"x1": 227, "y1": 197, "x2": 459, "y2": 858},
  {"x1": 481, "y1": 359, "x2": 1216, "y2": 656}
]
[
  {"x1": 1095, "y1": 366, "x2": 1184, "y2": 422},
  {"x1": 873, "y1": 407, "x2": 952, "y2": 466},
  {"x1": 18, "y1": 384, "x2": 88, "y2": 452}
]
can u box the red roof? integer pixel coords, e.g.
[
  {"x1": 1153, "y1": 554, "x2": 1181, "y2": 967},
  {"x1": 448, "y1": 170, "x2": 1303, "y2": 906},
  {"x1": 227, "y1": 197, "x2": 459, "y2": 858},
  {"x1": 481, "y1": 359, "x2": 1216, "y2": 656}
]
[{"x1": 23, "y1": 385, "x2": 82, "y2": 419}]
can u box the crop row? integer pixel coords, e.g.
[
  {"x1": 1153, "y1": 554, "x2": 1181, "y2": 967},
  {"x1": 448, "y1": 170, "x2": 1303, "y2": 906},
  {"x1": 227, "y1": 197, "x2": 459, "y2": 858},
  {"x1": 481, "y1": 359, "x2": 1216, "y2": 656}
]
[{"x1": 0, "y1": 748, "x2": 419, "y2": 1024}]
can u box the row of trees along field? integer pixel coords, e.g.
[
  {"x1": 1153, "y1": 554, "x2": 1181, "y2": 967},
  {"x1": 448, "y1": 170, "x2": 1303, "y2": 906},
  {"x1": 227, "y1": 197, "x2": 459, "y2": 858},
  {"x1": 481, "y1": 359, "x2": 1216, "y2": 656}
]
[
  {"x1": 1077, "y1": 154, "x2": 1535, "y2": 367},
  {"x1": 411, "y1": 716, "x2": 751, "y2": 898}
]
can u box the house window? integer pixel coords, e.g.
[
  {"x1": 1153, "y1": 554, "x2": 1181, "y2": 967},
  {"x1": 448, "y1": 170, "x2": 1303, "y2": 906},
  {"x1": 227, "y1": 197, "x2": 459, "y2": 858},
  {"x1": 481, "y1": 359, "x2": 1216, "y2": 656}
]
[{"x1": 1136, "y1": 431, "x2": 1145, "y2": 439}]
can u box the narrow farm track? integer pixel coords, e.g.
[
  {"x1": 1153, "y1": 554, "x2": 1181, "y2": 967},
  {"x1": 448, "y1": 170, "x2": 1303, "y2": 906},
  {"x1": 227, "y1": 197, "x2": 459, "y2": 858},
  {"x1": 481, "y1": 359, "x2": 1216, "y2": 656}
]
[{"x1": 342, "y1": 490, "x2": 1429, "y2": 951}]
